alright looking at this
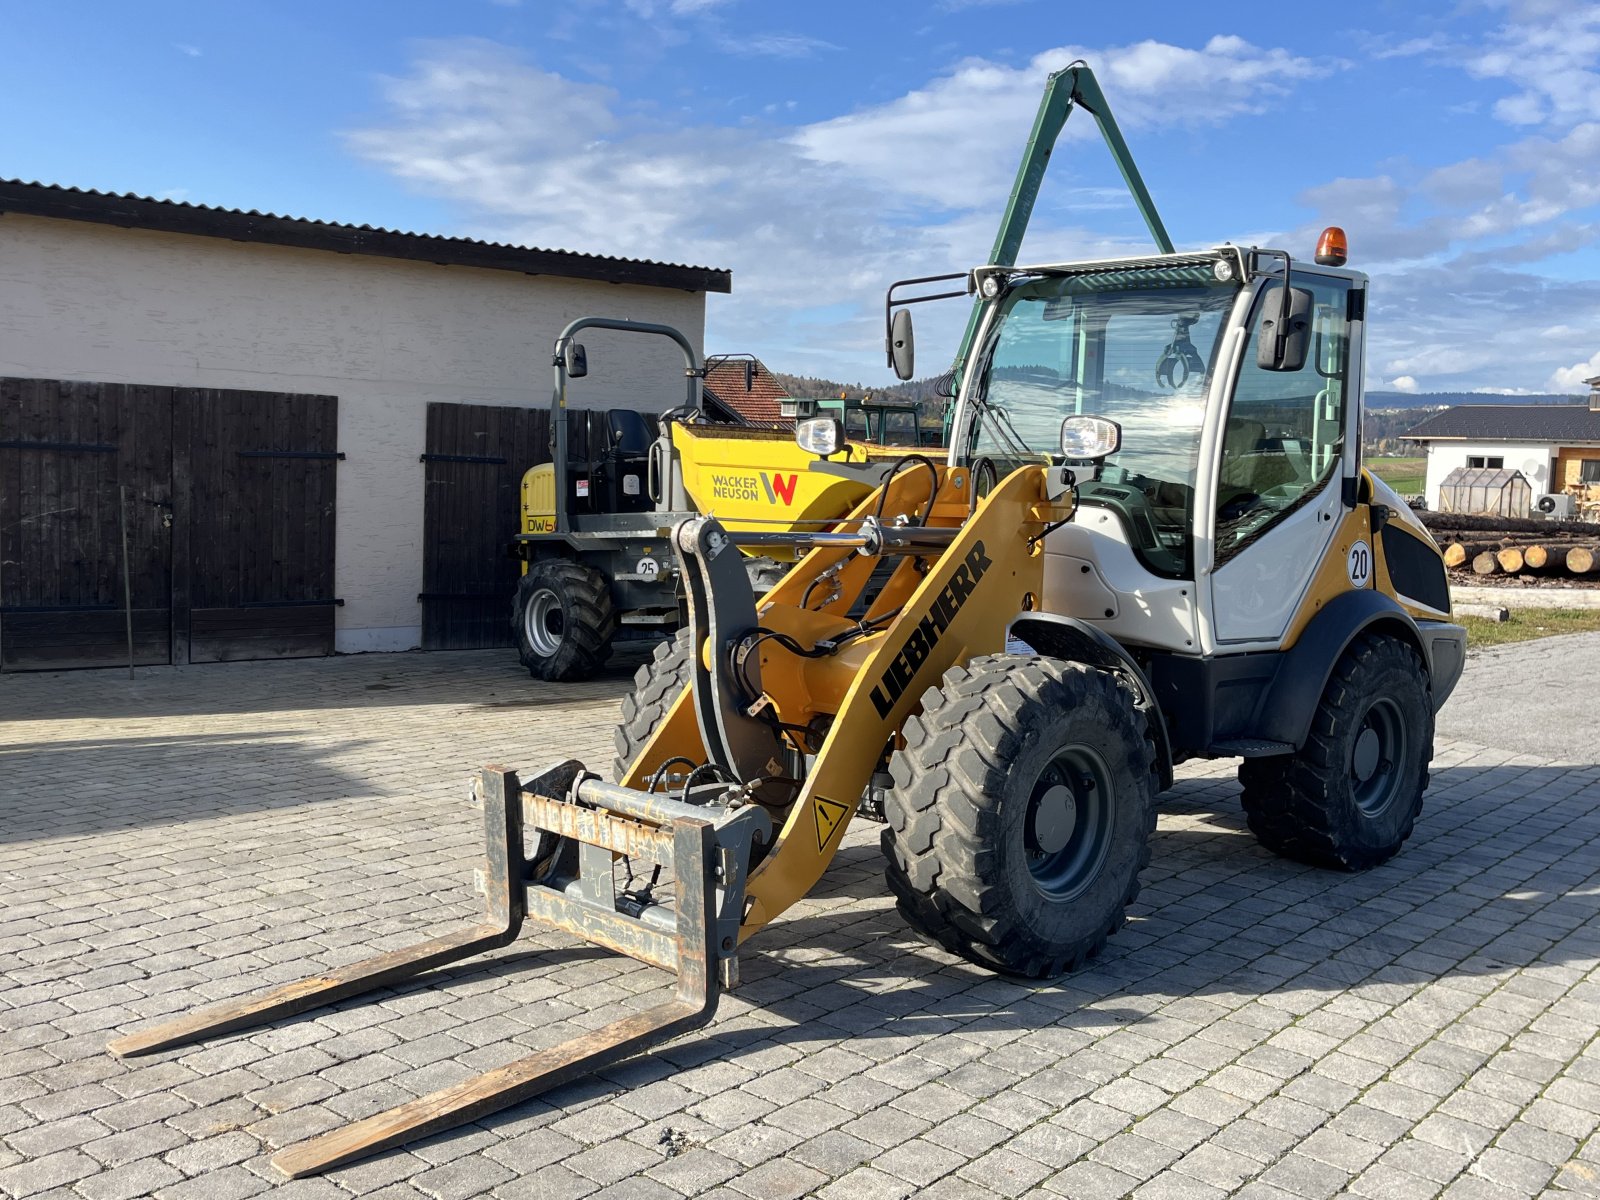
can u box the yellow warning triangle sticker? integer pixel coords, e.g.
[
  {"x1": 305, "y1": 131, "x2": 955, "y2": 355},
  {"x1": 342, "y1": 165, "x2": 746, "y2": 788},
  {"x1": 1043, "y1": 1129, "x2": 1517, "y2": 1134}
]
[{"x1": 813, "y1": 796, "x2": 850, "y2": 852}]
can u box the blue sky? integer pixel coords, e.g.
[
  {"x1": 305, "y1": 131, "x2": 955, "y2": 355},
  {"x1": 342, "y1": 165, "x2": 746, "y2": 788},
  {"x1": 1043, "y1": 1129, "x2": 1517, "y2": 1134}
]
[{"x1": 4, "y1": 0, "x2": 1598, "y2": 394}]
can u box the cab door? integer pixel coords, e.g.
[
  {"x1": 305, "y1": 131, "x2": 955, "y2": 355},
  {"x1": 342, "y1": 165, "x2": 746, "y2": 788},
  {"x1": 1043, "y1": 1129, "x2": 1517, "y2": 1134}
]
[{"x1": 1207, "y1": 273, "x2": 1360, "y2": 645}]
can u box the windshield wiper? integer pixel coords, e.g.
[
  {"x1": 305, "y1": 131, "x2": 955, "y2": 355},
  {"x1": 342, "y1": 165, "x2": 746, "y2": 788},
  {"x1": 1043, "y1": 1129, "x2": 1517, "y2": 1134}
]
[{"x1": 973, "y1": 396, "x2": 1034, "y2": 459}]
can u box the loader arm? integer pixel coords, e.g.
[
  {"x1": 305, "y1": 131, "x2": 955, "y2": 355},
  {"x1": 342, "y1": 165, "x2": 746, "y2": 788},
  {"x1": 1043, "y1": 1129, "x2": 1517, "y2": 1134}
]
[
  {"x1": 620, "y1": 463, "x2": 1071, "y2": 937},
  {"x1": 947, "y1": 64, "x2": 1174, "y2": 396}
]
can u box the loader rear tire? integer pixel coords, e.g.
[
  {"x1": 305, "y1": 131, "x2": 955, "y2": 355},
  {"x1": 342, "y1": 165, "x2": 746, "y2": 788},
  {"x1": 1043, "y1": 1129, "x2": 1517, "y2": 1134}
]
[
  {"x1": 882, "y1": 655, "x2": 1156, "y2": 980},
  {"x1": 612, "y1": 629, "x2": 693, "y2": 783},
  {"x1": 513, "y1": 561, "x2": 617, "y2": 682},
  {"x1": 1239, "y1": 633, "x2": 1431, "y2": 870}
]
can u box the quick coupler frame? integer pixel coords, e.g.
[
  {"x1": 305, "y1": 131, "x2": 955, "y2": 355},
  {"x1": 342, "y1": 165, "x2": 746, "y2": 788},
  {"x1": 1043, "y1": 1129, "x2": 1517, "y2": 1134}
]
[{"x1": 107, "y1": 761, "x2": 770, "y2": 1178}]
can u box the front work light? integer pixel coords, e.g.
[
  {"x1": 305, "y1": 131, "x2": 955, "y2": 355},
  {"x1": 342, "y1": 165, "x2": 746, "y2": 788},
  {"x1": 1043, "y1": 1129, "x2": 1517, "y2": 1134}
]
[{"x1": 796, "y1": 416, "x2": 844, "y2": 457}]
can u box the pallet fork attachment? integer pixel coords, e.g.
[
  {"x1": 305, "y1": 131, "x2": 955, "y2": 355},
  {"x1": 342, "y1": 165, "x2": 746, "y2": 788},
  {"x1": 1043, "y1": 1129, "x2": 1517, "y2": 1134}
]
[{"x1": 107, "y1": 764, "x2": 767, "y2": 1178}]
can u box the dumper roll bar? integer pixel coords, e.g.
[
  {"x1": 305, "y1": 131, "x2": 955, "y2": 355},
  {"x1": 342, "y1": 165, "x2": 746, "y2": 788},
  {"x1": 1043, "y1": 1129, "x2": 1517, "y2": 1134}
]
[{"x1": 550, "y1": 316, "x2": 703, "y2": 535}]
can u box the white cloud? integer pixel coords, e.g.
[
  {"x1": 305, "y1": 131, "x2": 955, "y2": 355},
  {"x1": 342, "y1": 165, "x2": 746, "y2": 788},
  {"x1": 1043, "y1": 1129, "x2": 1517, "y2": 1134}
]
[
  {"x1": 346, "y1": 35, "x2": 1314, "y2": 375},
  {"x1": 1549, "y1": 350, "x2": 1600, "y2": 391},
  {"x1": 174, "y1": 43, "x2": 202, "y2": 57},
  {"x1": 715, "y1": 31, "x2": 837, "y2": 59},
  {"x1": 1469, "y1": 0, "x2": 1600, "y2": 128},
  {"x1": 795, "y1": 36, "x2": 1324, "y2": 210},
  {"x1": 1389, "y1": 375, "x2": 1420, "y2": 393}
]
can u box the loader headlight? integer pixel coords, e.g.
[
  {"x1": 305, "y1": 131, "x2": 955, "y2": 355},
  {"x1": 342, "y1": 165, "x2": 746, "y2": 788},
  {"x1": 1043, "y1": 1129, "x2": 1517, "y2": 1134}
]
[
  {"x1": 979, "y1": 274, "x2": 1004, "y2": 299},
  {"x1": 796, "y1": 416, "x2": 844, "y2": 457},
  {"x1": 1060, "y1": 415, "x2": 1121, "y2": 461}
]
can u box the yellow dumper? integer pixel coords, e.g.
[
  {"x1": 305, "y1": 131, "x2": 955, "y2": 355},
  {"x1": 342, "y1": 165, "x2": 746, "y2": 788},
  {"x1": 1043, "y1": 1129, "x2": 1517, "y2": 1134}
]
[{"x1": 511, "y1": 340, "x2": 937, "y2": 679}]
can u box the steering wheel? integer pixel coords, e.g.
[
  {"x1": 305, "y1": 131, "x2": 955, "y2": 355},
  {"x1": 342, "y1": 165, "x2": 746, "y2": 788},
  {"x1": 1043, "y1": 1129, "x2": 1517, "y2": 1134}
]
[
  {"x1": 1217, "y1": 491, "x2": 1260, "y2": 523},
  {"x1": 1218, "y1": 484, "x2": 1300, "y2": 526}
]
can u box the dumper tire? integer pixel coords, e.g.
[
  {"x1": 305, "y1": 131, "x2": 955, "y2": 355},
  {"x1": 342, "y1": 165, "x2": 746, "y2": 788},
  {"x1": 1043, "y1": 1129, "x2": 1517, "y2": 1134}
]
[
  {"x1": 613, "y1": 629, "x2": 693, "y2": 782},
  {"x1": 882, "y1": 655, "x2": 1156, "y2": 979},
  {"x1": 513, "y1": 561, "x2": 617, "y2": 682},
  {"x1": 1239, "y1": 633, "x2": 1431, "y2": 871}
]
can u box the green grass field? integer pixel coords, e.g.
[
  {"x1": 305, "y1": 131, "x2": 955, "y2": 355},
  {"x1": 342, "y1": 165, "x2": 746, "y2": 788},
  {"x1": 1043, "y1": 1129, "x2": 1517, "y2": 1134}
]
[
  {"x1": 1368, "y1": 455, "x2": 1426, "y2": 495},
  {"x1": 1457, "y1": 606, "x2": 1600, "y2": 646}
]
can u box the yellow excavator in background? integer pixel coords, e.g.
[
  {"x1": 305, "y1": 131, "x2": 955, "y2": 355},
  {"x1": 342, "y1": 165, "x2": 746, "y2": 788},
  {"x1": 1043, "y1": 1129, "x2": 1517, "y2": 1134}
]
[{"x1": 107, "y1": 65, "x2": 1467, "y2": 1180}]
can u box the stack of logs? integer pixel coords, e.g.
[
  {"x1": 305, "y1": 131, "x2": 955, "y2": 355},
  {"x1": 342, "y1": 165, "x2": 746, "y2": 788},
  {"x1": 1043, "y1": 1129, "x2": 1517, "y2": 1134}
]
[
  {"x1": 1443, "y1": 539, "x2": 1597, "y2": 576},
  {"x1": 1420, "y1": 512, "x2": 1600, "y2": 578}
]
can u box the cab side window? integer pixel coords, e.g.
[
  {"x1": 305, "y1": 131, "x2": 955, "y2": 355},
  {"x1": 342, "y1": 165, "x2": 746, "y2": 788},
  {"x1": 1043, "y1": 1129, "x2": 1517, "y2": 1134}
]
[{"x1": 1216, "y1": 276, "x2": 1351, "y2": 562}]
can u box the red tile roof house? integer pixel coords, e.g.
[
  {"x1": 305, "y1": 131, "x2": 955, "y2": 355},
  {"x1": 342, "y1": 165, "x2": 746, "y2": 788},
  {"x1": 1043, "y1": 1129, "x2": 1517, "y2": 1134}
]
[{"x1": 700, "y1": 359, "x2": 793, "y2": 426}]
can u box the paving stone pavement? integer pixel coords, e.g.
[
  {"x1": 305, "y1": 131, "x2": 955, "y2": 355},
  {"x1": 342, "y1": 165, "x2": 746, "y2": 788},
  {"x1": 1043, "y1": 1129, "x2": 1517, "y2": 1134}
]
[{"x1": 2, "y1": 645, "x2": 1598, "y2": 1200}]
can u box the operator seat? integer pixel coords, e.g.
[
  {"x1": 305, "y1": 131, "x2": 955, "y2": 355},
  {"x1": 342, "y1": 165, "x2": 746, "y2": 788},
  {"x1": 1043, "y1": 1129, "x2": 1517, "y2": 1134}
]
[{"x1": 1218, "y1": 415, "x2": 1298, "y2": 504}]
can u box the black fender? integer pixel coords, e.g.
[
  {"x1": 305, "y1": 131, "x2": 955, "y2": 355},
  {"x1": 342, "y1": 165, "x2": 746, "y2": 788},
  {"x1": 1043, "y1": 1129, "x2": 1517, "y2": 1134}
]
[
  {"x1": 1007, "y1": 614, "x2": 1175, "y2": 794},
  {"x1": 1255, "y1": 589, "x2": 1429, "y2": 749}
]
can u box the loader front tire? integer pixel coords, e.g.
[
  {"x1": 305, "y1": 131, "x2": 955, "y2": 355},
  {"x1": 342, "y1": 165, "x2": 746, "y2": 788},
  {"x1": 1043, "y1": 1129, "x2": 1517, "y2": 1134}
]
[
  {"x1": 612, "y1": 629, "x2": 692, "y2": 782},
  {"x1": 1239, "y1": 633, "x2": 1431, "y2": 870},
  {"x1": 882, "y1": 655, "x2": 1156, "y2": 980},
  {"x1": 513, "y1": 561, "x2": 617, "y2": 682}
]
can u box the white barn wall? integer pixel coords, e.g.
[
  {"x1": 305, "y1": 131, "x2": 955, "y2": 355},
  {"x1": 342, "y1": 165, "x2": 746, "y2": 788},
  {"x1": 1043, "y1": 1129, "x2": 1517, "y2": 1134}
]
[
  {"x1": 1423, "y1": 440, "x2": 1554, "y2": 507},
  {"x1": 0, "y1": 215, "x2": 709, "y2": 652}
]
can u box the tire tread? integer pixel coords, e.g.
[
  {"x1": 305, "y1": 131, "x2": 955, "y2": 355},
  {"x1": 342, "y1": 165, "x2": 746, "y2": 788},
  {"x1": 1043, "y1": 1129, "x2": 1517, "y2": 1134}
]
[{"x1": 882, "y1": 654, "x2": 1156, "y2": 979}]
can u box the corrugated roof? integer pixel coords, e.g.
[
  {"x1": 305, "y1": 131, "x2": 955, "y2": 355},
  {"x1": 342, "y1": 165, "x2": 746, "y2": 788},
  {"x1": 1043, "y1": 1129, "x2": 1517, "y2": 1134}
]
[
  {"x1": 703, "y1": 360, "x2": 792, "y2": 425},
  {"x1": 1404, "y1": 404, "x2": 1600, "y2": 443},
  {"x1": 0, "y1": 179, "x2": 731, "y2": 294}
]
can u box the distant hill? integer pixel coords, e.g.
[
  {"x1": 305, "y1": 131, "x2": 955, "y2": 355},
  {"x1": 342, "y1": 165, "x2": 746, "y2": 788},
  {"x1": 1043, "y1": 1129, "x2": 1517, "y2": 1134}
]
[
  {"x1": 770, "y1": 371, "x2": 947, "y2": 408},
  {"x1": 1366, "y1": 391, "x2": 1584, "y2": 410},
  {"x1": 763, "y1": 372, "x2": 1585, "y2": 456},
  {"x1": 767, "y1": 379, "x2": 1586, "y2": 413}
]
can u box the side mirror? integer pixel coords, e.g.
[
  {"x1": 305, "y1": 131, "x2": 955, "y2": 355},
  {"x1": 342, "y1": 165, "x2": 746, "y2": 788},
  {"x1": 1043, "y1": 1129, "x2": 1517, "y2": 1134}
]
[
  {"x1": 888, "y1": 309, "x2": 915, "y2": 381},
  {"x1": 1255, "y1": 286, "x2": 1313, "y2": 373},
  {"x1": 796, "y1": 417, "x2": 844, "y2": 458},
  {"x1": 1060, "y1": 415, "x2": 1121, "y2": 461},
  {"x1": 564, "y1": 342, "x2": 588, "y2": 379}
]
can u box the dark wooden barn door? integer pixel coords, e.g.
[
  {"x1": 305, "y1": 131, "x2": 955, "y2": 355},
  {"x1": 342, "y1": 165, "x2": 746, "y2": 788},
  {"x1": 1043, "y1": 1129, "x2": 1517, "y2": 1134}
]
[
  {"x1": 179, "y1": 389, "x2": 340, "y2": 663},
  {"x1": 0, "y1": 378, "x2": 338, "y2": 671},
  {"x1": 420, "y1": 402, "x2": 549, "y2": 650},
  {"x1": 0, "y1": 379, "x2": 174, "y2": 670}
]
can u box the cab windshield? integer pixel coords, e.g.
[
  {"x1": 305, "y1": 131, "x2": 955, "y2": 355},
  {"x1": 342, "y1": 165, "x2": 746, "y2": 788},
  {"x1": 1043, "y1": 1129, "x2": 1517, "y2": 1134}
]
[{"x1": 966, "y1": 265, "x2": 1238, "y2": 577}]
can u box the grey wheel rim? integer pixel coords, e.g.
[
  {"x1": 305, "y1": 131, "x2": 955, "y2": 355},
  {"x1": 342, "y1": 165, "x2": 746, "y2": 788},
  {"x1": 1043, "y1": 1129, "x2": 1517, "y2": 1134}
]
[
  {"x1": 1024, "y1": 745, "x2": 1115, "y2": 901},
  {"x1": 1351, "y1": 697, "x2": 1407, "y2": 817},
  {"x1": 523, "y1": 588, "x2": 564, "y2": 658}
]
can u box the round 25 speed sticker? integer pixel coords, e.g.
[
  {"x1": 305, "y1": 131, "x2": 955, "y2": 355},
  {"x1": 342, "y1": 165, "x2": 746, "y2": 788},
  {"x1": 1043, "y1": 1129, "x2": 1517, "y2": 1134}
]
[{"x1": 1347, "y1": 539, "x2": 1372, "y2": 588}]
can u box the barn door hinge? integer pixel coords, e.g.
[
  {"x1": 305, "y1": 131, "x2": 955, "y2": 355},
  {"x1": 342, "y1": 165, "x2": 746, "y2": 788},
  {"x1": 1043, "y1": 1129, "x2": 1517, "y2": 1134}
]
[
  {"x1": 419, "y1": 453, "x2": 508, "y2": 465},
  {"x1": 238, "y1": 450, "x2": 346, "y2": 460},
  {"x1": 237, "y1": 598, "x2": 345, "y2": 608},
  {"x1": 0, "y1": 440, "x2": 116, "y2": 453}
]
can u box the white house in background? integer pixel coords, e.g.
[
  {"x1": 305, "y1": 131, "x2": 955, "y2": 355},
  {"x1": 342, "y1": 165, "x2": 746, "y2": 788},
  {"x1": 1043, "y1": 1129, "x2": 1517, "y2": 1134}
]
[
  {"x1": 1404, "y1": 392, "x2": 1600, "y2": 513},
  {"x1": 0, "y1": 180, "x2": 729, "y2": 670}
]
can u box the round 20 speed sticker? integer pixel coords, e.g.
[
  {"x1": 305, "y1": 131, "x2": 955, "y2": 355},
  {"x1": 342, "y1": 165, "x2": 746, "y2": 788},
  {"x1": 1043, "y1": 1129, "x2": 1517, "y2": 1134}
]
[{"x1": 1347, "y1": 539, "x2": 1372, "y2": 588}]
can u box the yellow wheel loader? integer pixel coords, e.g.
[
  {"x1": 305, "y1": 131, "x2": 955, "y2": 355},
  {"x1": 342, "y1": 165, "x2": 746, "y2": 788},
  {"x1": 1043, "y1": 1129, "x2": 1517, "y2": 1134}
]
[{"x1": 106, "y1": 66, "x2": 1467, "y2": 1179}]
